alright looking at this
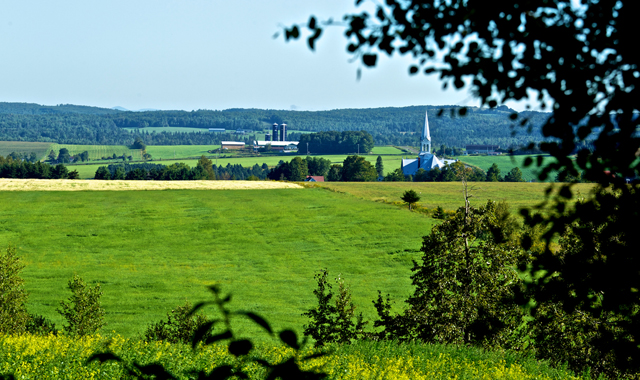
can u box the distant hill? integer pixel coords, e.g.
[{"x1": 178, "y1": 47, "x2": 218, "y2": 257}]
[
  {"x1": 0, "y1": 102, "x2": 122, "y2": 115},
  {"x1": 0, "y1": 101, "x2": 550, "y2": 148}
]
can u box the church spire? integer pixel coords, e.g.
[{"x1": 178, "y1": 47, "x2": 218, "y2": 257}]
[{"x1": 420, "y1": 110, "x2": 431, "y2": 154}]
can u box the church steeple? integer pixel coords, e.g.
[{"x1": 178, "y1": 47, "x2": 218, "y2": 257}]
[{"x1": 420, "y1": 110, "x2": 431, "y2": 154}]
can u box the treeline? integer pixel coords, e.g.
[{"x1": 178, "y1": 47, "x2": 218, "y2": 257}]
[
  {"x1": 298, "y1": 131, "x2": 375, "y2": 154},
  {"x1": 0, "y1": 102, "x2": 552, "y2": 148},
  {"x1": 94, "y1": 159, "x2": 270, "y2": 181},
  {"x1": 0, "y1": 155, "x2": 76, "y2": 179}
]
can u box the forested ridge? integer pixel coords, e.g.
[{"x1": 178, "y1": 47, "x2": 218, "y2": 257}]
[{"x1": 0, "y1": 102, "x2": 549, "y2": 148}]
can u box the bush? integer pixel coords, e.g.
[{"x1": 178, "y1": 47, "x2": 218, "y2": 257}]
[
  {"x1": 25, "y1": 313, "x2": 57, "y2": 335},
  {"x1": 0, "y1": 246, "x2": 30, "y2": 334},
  {"x1": 143, "y1": 302, "x2": 210, "y2": 344},
  {"x1": 57, "y1": 275, "x2": 105, "y2": 336}
]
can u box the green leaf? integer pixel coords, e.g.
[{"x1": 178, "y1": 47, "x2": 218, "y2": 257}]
[
  {"x1": 229, "y1": 339, "x2": 253, "y2": 357},
  {"x1": 362, "y1": 54, "x2": 377, "y2": 67}
]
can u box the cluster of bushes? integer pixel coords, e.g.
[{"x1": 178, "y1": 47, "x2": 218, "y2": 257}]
[
  {"x1": 0, "y1": 155, "x2": 78, "y2": 179},
  {"x1": 45, "y1": 148, "x2": 91, "y2": 164}
]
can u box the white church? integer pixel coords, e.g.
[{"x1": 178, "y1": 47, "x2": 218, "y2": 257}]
[{"x1": 401, "y1": 111, "x2": 456, "y2": 176}]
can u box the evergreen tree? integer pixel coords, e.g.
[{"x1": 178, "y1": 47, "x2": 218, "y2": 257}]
[
  {"x1": 486, "y1": 163, "x2": 502, "y2": 182},
  {"x1": 375, "y1": 155, "x2": 384, "y2": 177}
]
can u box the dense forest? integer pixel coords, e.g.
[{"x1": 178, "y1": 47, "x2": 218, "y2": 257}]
[{"x1": 0, "y1": 102, "x2": 550, "y2": 149}]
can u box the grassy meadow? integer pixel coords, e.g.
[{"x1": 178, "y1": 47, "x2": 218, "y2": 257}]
[
  {"x1": 458, "y1": 154, "x2": 556, "y2": 182},
  {"x1": 144, "y1": 145, "x2": 220, "y2": 159},
  {"x1": 0, "y1": 141, "x2": 53, "y2": 159},
  {"x1": 49, "y1": 143, "x2": 143, "y2": 162},
  {"x1": 316, "y1": 181, "x2": 596, "y2": 213},
  {"x1": 0, "y1": 187, "x2": 437, "y2": 337}
]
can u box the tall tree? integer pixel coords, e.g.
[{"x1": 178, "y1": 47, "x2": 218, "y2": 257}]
[
  {"x1": 375, "y1": 155, "x2": 384, "y2": 177},
  {"x1": 196, "y1": 155, "x2": 216, "y2": 180}
]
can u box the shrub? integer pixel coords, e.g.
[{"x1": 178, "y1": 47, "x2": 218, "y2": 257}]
[
  {"x1": 57, "y1": 275, "x2": 105, "y2": 336},
  {"x1": 143, "y1": 301, "x2": 210, "y2": 344},
  {"x1": 0, "y1": 246, "x2": 30, "y2": 334},
  {"x1": 25, "y1": 313, "x2": 57, "y2": 335}
]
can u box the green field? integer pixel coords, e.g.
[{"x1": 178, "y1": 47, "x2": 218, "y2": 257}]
[
  {"x1": 370, "y1": 146, "x2": 404, "y2": 154},
  {"x1": 1, "y1": 188, "x2": 437, "y2": 337},
  {"x1": 67, "y1": 153, "x2": 406, "y2": 179},
  {"x1": 458, "y1": 154, "x2": 557, "y2": 182},
  {"x1": 0, "y1": 141, "x2": 53, "y2": 160},
  {"x1": 49, "y1": 144, "x2": 143, "y2": 162},
  {"x1": 145, "y1": 145, "x2": 220, "y2": 159}
]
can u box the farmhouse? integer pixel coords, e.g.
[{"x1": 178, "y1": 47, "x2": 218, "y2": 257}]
[
  {"x1": 253, "y1": 140, "x2": 299, "y2": 152},
  {"x1": 221, "y1": 141, "x2": 246, "y2": 150},
  {"x1": 401, "y1": 111, "x2": 455, "y2": 176},
  {"x1": 305, "y1": 176, "x2": 324, "y2": 182}
]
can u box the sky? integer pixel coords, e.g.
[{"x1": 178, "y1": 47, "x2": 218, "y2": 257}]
[{"x1": 0, "y1": 1, "x2": 485, "y2": 112}]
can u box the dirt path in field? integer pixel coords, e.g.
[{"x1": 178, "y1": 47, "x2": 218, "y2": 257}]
[{"x1": 0, "y1": 179, "x2": 303, "y2": 191}]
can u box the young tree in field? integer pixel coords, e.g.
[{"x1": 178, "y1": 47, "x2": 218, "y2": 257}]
[
  {"x1": 47, "y1": 150, "x2": 57, "y2": 162},
  {"x1": 57, "y1": 275, "x2": 105, "y2": 336},
  {"x1": 0, "y1": 246, "x2": 29, "y2": 334},
  {"x1": 401, "y1": 190, "x2": 420, "y2": 211},
  {"x1": 67, "y1": 170, "x2": 80, "y2": 180},
  {"x1": 375, "y1": 155, "x2": 384, "y2": 177}
]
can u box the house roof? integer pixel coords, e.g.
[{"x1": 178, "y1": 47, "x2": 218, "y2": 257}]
[
  {"x1": 254, "y1": 141, "x2": 299, "y2": 147},
  {"x1": 305, "y1": 176, "x2": 325, "y2": 182},
  {"x1": 221, "y1": 141, "x2": 246, "y2": 146}
]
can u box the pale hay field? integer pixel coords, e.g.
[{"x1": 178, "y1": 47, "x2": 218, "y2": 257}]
[{"x1": 0, "y1": 179, "x2": 303, "y2": 191}]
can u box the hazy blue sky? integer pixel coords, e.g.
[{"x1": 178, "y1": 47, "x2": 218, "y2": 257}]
[{"x1": 0, "y1": 1, "x2": 481, "y2": 111}]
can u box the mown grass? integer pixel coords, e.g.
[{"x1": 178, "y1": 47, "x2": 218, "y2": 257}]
[
  {"x1": 0, "y1": 334, "x2": 584, "y2": 379},
  {"x1": 370, "y1": 146, "x2": 404, "y2": 154},
  {"x1": 316, "y1": 181, "x2": 597, "y2": 213},
  {"x1": 0, "y1": 188, "x2": 435, "y2": 337},
  {"x1": 0, "y1": 141, "x2": 53, "y2": 160}
]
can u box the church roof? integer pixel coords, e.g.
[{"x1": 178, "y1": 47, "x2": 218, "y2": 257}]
[{"x1": 402, "y1": 153, "x2": 445, "y2": 176}]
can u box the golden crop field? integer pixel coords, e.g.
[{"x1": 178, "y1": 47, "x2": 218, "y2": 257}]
[{"x1": 0, "y1": 179, "x2": 303, "y2": 191}]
